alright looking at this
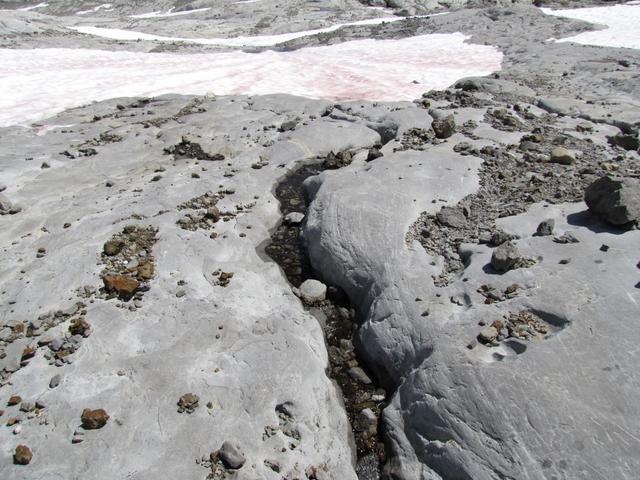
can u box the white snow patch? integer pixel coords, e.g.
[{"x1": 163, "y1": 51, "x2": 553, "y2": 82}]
[
  {"x1": 0, "y1": 33, "x2": 502, "y2": 127},
  {"x1": 69, "y1": 15, "x2": 432, "y2": 47},
  {"x1": 541, "y1": 4, "x2": 640, "y2": 49},
  {"x1": 76, "y1": 3, "x2": 113, "y2": 16},
  {"x1": 129, "y1": 7, "x2": 212, "y2": 19},
  {"x1": 18, "y1": 2, "x2": 48, "y2": 11}
]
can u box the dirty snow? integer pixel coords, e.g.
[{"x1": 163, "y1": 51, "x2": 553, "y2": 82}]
[
  {"x1": 17, "y1": 2, "x2": 48, "y2": 11},
  {"x1": 0, "y1": 33, "x2": 501, "y2": 127},
  {"x1": 129, "y1": 7, "x2": 212, "y2": 19},
  {"x1": 541, "y1": 4, "x2": 640, "y2": 49},
  {"x1": 76, "y1": 4, "x2": 113, "y2": 16},
  {"x1": 69, "y1": 15, "x2": 429, "y2": 48}
]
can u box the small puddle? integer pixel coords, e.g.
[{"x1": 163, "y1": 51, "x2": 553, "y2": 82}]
[{"x1": 265, "y1": 160, "x2": 387, "y2": 480}]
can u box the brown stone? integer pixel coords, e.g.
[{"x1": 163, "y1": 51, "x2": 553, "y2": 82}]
[
  {"x1": 136, "y1": 261, "x2": 154, "y2": 280},
  {"x1": 14, "y1": 445, "x2": 32, "y2": 465},
  {"x1": 103, "y1": 240, "x2": 124, "y2": 256},
  {"x1": 177, "y1": 393, "x2": 199, "y2": 413},
  {"x1": 69, "y1": 318, "x2": 90, "y2": 337},
  {"x1": 21, "y1": 347, "x2": 36, "y2": 361},
  {"x1": 218, "y1": 271, "x2": 234, "y2": 287},
  {"x1": 205, "y1": 206, "x2": 221, "y2": 222},
  {"x1": 8, "y1": 395, "x2": 22, "y2": 406},
  {"x1": 491, "y1": 320, "x2": 504, "y2": 331},
  {"x1": 81, "y1": 408, "x2": 109, "y2": 429},
  {"x1": 103, "y1": 274, "x2": 139, "y2": 297}
]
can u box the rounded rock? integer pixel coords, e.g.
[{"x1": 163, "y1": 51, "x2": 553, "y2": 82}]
[
  {"x1": 284, "y1": 212, "x2": 305, "y2": 226},
  {"x1": 218, "y1": 441, "x2": 246, "y2": 470},
  {"x1": 490, "y1": 241, "x2": 521, "y2": 272},
  {"x1": 14, "y1": 445, "x2": 32, "y2": 465},
  {"x1": 550, "y1": 147, "x2": 576, "y2": 165},
  {"x1": 298, "y1": 279, "x2": 327, "y2": 305},
  {"x1": 81, "y1": 408, "x2": 109, "y2": 429}
]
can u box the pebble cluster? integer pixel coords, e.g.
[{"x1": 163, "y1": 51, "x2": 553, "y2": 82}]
[{"x1": 99, "y1": 225, "x2": 158, "y2": 304}]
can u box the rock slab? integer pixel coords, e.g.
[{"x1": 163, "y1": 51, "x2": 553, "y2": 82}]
[{"x1": 585, "y1": 176, "x2": 640, "y2": 226}]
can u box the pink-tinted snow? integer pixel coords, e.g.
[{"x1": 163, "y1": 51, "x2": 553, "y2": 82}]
[{"x1": 0, "y1": 34, "x2": 502, "y2": 127}]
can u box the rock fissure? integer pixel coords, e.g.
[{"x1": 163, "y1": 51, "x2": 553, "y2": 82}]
[{"x1": 265, "y1": 156, "x2": 389, "y2": 480}]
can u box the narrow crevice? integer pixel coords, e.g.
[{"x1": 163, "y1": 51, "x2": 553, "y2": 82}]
[{"x1": 264, "y1": 158, "x2": 388, "y2": 480}]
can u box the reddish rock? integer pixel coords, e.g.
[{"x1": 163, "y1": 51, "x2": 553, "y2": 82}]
[
  {"x1": 8, "y1": 395, "x2": 22, "y2": 406},
  {"x1": 14, "y1": 445, "x2": 32, "y2": 465},
  {"x1": 81, "y1": 408, "x2": 109, "y2": 429},
  {"x1": 103, "y1": 274, "x2": 139, "y2": 297}
]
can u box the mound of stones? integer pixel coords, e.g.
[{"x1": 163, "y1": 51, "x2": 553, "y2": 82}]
[
  {"x1": 164, "y1": 136, "x2": 224, "y2": 161},
  {"x1": 100, "y1": 225, "x2": 158, "y2": 300}
]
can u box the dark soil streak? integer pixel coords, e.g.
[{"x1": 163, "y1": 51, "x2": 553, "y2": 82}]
[{"x1": 265, "y1": 160, "x2": 387, "y2": 480}]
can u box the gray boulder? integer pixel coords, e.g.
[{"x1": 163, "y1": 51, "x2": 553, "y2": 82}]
[
  {"x1": 584, "y1": 176, "x2": 640, "y2": 226},
  {"x1": 607, "y1": 133, "x2": 639, "y2": 151},
  {"x1": 218, "y1": 441, "x2": 246, "y2": 469},
  {"x1": 0, "y1": 193, "x2": 21, "y2": 214},
  {"x1": 279, "y1": 120, "x2": 297, "y2": 132},
  {"x1": 490, "y1": 241, "x2": 521, "y2": 272},
  {"x1": 49, "y1": 374, "x2": 61, "y2": 389},
  {"x1": 299, "y1": 279, "x2": 327, "y2": 305},
  {"x1": 535, "y1": 219, "x2": 555, "y2": 236},
  {"x1": 284, "y1": 212, "x2": 305, "y2": 226},
  {"x1": 348, "y1": 366, "x2": 372, "y2": 385},
  {"x1": 550, "y1": 147, "x2": 576, "y2": 165},
  {"x1": 429, "y1": 109, "x2": 455, "y2": 139},
  {"x1": 436, "y1": 206, "x2": 467, "y2": 228},
  {"x1": 454, "y1": 76, "x2": 535, "y2": 96}
]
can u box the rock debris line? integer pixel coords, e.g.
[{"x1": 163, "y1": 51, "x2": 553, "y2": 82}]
[
  {"x1": 100, "y1": 225, "x2": 158, "y2": 302},
  {"x1": 407, "y1": 82, "x2": 639, "y2": 287},
  {"x1": 265, "y1": 151, "x2": 388, "y2": 479},
  {"x1": 1, "y1": 225, "x2": 158, "y2": 388}
]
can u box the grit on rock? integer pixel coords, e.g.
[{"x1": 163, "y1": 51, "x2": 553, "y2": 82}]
[{"x1": 1, "y1": 1, "x2": 640, "y2": 480}]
